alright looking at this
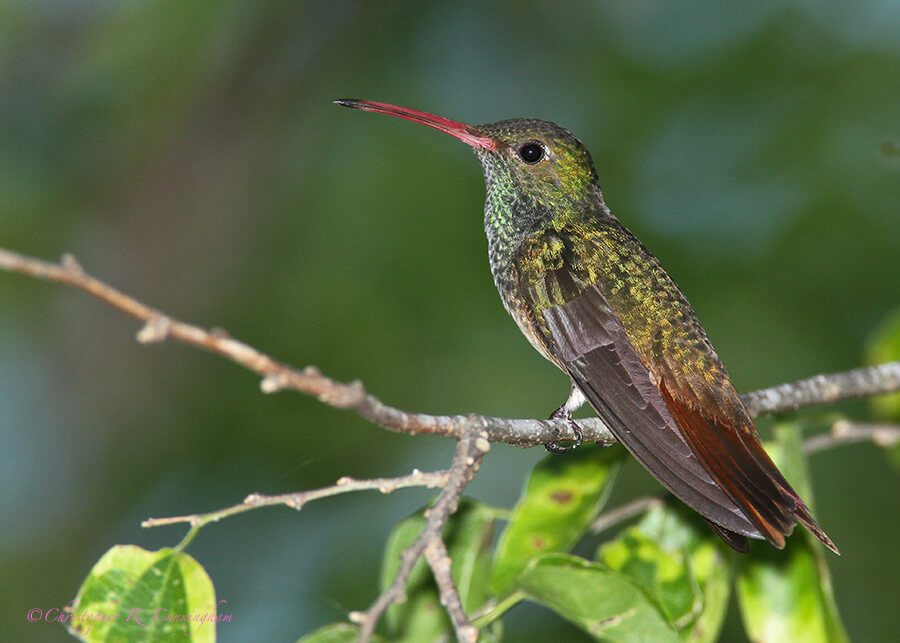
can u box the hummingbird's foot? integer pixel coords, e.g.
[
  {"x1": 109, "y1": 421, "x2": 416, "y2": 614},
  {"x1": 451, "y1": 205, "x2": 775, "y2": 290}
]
[
  {"x1": 546, "y1": 406, "x2": 584, "y2": 453},
  {"x1": 546, "y1": 385, "x2": 587, "y2": 453}
]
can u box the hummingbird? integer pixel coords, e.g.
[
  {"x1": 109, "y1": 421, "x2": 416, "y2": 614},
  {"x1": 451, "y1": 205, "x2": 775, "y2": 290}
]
[{"x1": 334, "y1": 98, "x2": 838, "y2": 554}]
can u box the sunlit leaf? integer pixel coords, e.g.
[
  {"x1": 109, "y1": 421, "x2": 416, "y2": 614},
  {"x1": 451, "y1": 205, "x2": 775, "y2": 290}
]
[
  {"x1": 736, "y1": 424, "x2": 848, "y2": 643},
  {"x1": 516, "y1": 553, "x2": 680, "y2": 642},
  {"x1": 66, "y1": 545, "x2": 219, "y2": 643},
  {"x1": 597, "y1": 528, "x2": 695, "y2": 625},
  {"x1": 491, "y1": 444, "x2": 624, "y2": 596},
  {"x1": 602, "y1": 501, "x2": 732, "y2": 643}
]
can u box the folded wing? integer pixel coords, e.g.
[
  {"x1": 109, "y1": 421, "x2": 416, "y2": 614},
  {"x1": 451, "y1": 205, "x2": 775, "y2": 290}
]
[{"x1": 534, "y1": 273, "x2": 836, "y2": 553}]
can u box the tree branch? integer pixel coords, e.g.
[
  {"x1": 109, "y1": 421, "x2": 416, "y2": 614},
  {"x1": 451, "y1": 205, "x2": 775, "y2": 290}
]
[
  {"x1": 743, "y1": 363, "x2": 900, "y2": 416},
  {"x1": 2, "y1": 248, "x2": 898, "y2": 450},
  {"x1": 424, "y1": 538, "x2": 476, "y2": 643},
  {"x1": 350, "y1": 427, "x2": 488, "y2": 643}
]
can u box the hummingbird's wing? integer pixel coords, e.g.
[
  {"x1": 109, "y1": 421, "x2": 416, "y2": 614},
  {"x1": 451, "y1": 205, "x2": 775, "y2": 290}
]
[
  {"x1": 534, "y1": 273, "x2": 836, "y2": 553},
  {"x1": 538, "y1": 282, "x2": 759, "y2": 544}
]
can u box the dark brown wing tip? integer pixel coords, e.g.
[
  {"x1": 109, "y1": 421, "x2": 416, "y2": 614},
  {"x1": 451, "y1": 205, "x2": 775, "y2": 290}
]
[
  {"x1": 704, "y1": 519, "x2": 750, "y2": 553},
  {"x1": 794, "y1": 504, "x2": 840, "y2": 555}
]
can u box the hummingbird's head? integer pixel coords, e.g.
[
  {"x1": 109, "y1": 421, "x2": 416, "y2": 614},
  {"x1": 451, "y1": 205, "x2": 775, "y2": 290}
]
[
  {"x1": 333, "y1": 99, "x2": 602, "y2": 237},
  {"x1": 334, "y1": 98, "x2": 597, "y2": 204},
  {"x1": 470, "y1": 118, "x2": 600, "y2": 214}
]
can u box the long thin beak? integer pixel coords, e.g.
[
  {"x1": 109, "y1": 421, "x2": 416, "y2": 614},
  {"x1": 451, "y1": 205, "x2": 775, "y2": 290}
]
[{"x1": 333, "y1": 99, "x2": 497, "y2": 152}]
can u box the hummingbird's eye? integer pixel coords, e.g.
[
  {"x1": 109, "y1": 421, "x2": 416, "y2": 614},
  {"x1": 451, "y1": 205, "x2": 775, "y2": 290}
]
[{"x1": 517, "y1": 142, "x2": 545, "y2": 164}]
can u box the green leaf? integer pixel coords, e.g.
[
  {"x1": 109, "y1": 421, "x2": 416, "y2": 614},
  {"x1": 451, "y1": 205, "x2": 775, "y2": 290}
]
[
  {"x1": 597, "y1": 528, "x2": 695, "y2": 626},
  {"x1": 736, "y1": 424, "x2": 849, "y2": 643},
  {"x1": 516, "y1": 553, "x2": 680, "y2": 642},
  {"x1": 629, "y1": 502, "x2": 732, "y2": 643},
  {"x1": 380, "y1": 498, "x2": 498, "y2": 642},
  {"x1": 865, "y1": 306, "x2": 900, "y2": 421},
  {"x1": 491, "y1": 444, "x2": 624, "y2": 596},
  {"x1": 66, "y1": 545, "x2": 219, "y2": 643},
  {"x1": 296, "y1": 622, "x2": 388, "y2": 643}
]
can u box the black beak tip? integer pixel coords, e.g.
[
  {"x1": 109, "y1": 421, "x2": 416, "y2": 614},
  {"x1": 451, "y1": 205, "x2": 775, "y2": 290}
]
[{"x1": 333, "y1": 98, "x2": 362, "y2": 109}]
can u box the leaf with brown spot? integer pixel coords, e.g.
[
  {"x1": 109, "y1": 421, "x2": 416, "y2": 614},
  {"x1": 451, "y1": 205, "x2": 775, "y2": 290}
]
[
  {"x1": 550, "y1": 490, "x2": 575, "y2": 504},
  {"x1": 491, "y1": 444, "x2": 624, "y2": 596}
]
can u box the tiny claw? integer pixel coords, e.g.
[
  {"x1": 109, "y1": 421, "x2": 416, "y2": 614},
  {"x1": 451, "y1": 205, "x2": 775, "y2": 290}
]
[{"x1": 546, "y1": 406, "x2": 584, "y2": 454}]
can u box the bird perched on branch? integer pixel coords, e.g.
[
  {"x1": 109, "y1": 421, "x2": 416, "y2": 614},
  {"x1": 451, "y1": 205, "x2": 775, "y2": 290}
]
[{"x1": 335, "y1": 98, "x2": 838, "y2": 555}]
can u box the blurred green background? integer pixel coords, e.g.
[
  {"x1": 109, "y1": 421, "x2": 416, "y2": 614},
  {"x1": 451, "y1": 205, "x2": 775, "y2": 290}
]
[{"x1": 1, "y1": 1, "x2": 898, "y2": 641}]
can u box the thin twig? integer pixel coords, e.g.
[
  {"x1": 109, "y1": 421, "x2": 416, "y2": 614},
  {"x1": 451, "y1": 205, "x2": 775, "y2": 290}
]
[
  {"x1": 424, "y1": 538, "x2": 477, "y2": 643},
  {"x1": 804, "y1": 420, "x2": 900, "y2": 454},
  {"x1": 590, "y1": 495, "x2": 665, "y2": 534},
  {"x1": 141, "y1": 470, "x2": 448, "y2": 528},
  {"x1": 2, "y1": 248, "x2": 899, "y2": 450},
  {"x1": 351, "y1": 427, "x2": 489, "y2": 643}
]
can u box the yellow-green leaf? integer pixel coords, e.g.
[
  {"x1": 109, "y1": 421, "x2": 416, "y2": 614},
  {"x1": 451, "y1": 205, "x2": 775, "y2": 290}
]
[
  {"x1": 607, "y1": 501, "x2": 732, "y2": 643},
  {"x1": 66, "y1": 545, "x2": 220, "y2": 643}
]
